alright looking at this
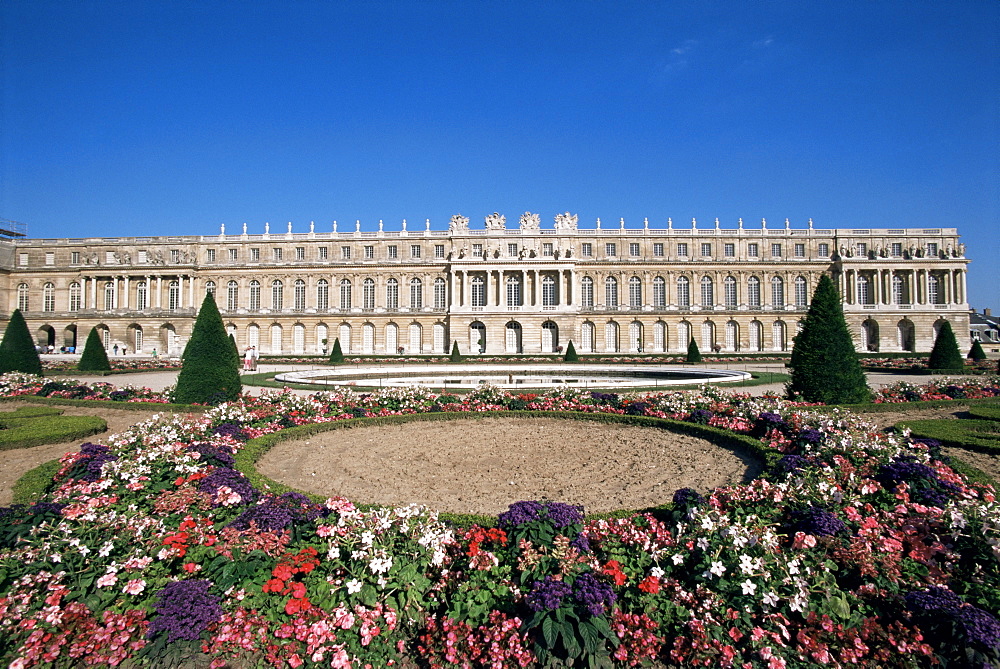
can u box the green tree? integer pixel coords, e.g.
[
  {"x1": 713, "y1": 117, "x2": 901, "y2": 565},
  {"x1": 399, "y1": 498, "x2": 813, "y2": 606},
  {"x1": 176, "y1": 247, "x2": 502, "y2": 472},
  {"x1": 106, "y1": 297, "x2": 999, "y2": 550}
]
[
  {"x1": 686, "y1": 337, "x2": 702, "y2": 363},
  {"x1": 968, "y1": 339, "x2": 986, "y2": 361},
  {"x1": 564, "y1": 340, "x2": 579, "y2": 362},
  {"x1": 449, "y1": 340, "x2": 462, "y2": 363},
  {"x1": 329, "y1": 337, "x2": 344, "y2": 364},
  {"x1": 77, "y1": 327, "x2": 111, "y2": 372},
  {"x1": 927, "y1": 320, "x2": 964, "y2": 371},
  {"x1": 0, "y1": 309, "x2": 43, "y2": 375},
  {"x1": 787, "y1": 274, "x2": 870, "y2": 404},
  {"x1": 173, "y1": 292, "x2": 242, "y2": 404}
]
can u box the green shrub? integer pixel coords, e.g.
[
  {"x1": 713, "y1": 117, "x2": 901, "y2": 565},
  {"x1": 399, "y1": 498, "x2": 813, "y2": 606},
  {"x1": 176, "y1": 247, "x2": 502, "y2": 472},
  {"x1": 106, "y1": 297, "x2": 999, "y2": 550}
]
[
  {"x1": 967, "y1": 406, "x2": 1000, "y2": 422},
  {"x1": 564, "y1": 340, "x2": 579, "y2": 362},
  {"x1": 686, "y1": 338, "x2": 702, "y2": 363},
  {"x1": 77, "y1": 327, "x2": 112, "y2": 371},
  {"x1": 968, "y1": 339, "x2": 987, "y2": 361},
  {"x1": 329, "y1": 338, "x2": 344, "y2": 364},
  {"x1": 928, "y1": 320, "x2": 964, "y2": 371},
  {"x1": 0, "y1": 309, "x2": 42, "y2": 376},
  {"x1": 173, "y1": 292, "x2": 242, "y2": 405},
  {"x1": 449, "y1": 340, "x2": 462, "y2": 362}
]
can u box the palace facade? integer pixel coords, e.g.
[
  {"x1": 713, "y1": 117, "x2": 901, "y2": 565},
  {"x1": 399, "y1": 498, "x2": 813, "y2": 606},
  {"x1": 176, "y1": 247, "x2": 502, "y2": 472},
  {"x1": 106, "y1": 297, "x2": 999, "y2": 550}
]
[{"x1": 0, "y1": 213, "x2": 971, "y2": 357}]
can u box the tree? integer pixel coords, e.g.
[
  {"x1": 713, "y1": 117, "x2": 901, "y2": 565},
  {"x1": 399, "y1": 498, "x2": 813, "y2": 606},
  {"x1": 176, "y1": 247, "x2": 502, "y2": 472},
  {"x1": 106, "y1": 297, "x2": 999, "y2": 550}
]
[
  {"x1": 329, "y1": 338, "x2": 344, "y2": 364},
  {"x1": 686, "y1": 338, "x2": 702, "y2": 363},
  {"x1": 449, "y1": 340, "x2": 462, "y2": 363},
  {"x1": 927, "y1": 320, "x2": 964, "y2": 371},
  {"x1": 173, "y1": 292, "x2": 242, "y2": 404},
  {"x1": 0, "y1": 309, "x2": 43, "y2": 375},
  {"x1": 787, "y1": 274, "x2": 870, "y2": 404},
  {"x1": 77, "y1": 327, "x2": 111, "y2": 372},
  {"x1": 968, "y1": 339, "x2": 986, "y2": 361},
  {"x1": 564, "y1": 340, "x2": 579, "y2": 362}
]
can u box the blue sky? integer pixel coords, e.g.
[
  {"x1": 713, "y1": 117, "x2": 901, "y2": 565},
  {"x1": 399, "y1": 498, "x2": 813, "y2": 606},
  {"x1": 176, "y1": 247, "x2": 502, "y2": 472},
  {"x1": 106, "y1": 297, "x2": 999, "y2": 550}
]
[{"x1": 1, "y1": 1, "x2": 997, "y2": 309}]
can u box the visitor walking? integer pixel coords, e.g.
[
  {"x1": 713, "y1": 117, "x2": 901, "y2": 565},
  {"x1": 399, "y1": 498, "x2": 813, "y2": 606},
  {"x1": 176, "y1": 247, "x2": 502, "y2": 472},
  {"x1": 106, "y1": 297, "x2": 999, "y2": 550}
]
[{"x1": 243, "y1": 347, "x2": 254, "y2": 371}]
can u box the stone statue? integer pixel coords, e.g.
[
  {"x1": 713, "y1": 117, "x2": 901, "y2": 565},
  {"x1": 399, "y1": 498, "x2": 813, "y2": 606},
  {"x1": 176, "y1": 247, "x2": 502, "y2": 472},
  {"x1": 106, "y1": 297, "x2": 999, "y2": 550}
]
[
  {"x1": 554, "y1": 212, "x2": 578, "y2": 230},
  {"x1": 449, "y1": 214, "x2": 470, "y2": 232},
  {"x1": 243, "y1": 222, "x2": 247, "y2": 235},
  {"x1": 958, "y1": 243, "x2": 966, "y2": 256},
  {"x1": 287, "y1": 221, "x2": 293, "y2": 234},
  {"x1": 485, "y1": 212, "x2": 507, "y2": 231},
  {"x1": 519, "y1": 212, "x2": 540, "y2": 230}
]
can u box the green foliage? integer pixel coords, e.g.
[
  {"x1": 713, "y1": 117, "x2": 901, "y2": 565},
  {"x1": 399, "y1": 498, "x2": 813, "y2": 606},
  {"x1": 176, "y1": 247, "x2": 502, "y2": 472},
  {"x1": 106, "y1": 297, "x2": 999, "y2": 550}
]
[
  {"x1": 928, "y1": 320, "x2": 964, "y2": 371},
  {"x1": 173, "y1": 292, "x2": 242, "y2": 405},
  {"x1": 564, "y1": 340, "x2": 579, "y2": 362},
  {"x1": 787, "y1": 274, "x2": 870, "y2": 404},
  {"x1": 329, "y1": 337, "x2": 344, "y2": 364},
  {"x1": 967, "y1": 406, "x2": 1000, "y2": 421},
  {"x1": 900, "y1": 418, "x2": 1000, "y2": 455},
  {"x1": 685, "y1": 337, "x2": 702, "y2": 363},
  {"x1": 0, "y1": 408, "x2": 106, "y2": 450},
  {"x1": 449, "y1": 340, "x2": 462, "y2": 362},
  {"x1": 11, "y1": 458, "x2": 62, "y2": 505},
  {"x1": 0, "y1": 310, "x2": 42, "y2": 376},
  {"x1": 228, "y1": 333, "x2": 239, "y2": 359},
  {"x1": 77, "y1": 327, "x2": 111, "y2": 372},
  {"x1": 968, "y1": 339, "x2": 987, "y2": 361}
]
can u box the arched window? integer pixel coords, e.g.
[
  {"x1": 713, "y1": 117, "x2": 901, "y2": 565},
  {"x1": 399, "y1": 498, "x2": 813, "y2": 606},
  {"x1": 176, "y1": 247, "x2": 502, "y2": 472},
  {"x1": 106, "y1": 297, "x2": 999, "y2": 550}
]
[
  {"x1": 629, "y1": 321, "x2": 642, "y2": 352},
  {"x1": 653, "y1": 321, "x2": 666, "y2": 352},
  {"x1": 506, "y1": 275, "x2": 522, "y2": 307},
  {"x1": 652, "y1": 276, "x2": 665, "y2": 308},
  {"x1": 676, "y1": 276, "x2": 690, "y2": 308},
  {"x1": 167, "y1": 281, "x2": 179, "y2": 310},
  {"x1": 17, "y1": 283, "x2": 29, "y2": 311},
  {"x1": 385, "y1": 323, "x2": 398, "y2": 353},
  {"x1": 724, "y1": 276, "x2": 737, "y2": 308},
  {"x1": 249, "y1": 280, "x2": 261, "y2": 310},
  {"x1": 771, "y1": 277, "x2": 784, "y2": 307},
  {"x1": 294, "y1": 279, "x2": 306, "y2": 310},
  {"x1": 316, "y1": 324, "x2": 328, "y2": 354},
  {"x1": 386, "y1": 278, "x2": 399, "y2": 310},
  {"x1": 677, "y1": 321, "x2": 691, "y2": 350},
  {"x1": 580, "y1": 321, "x2": 595, "y2": 352},
  {"x1": 605, "y1": 321, "x2": 619, "y2": 352},
  {"x1": 293, "y1": 324, "x2": 305, "y2": 353},
  {"x1": 270, "y1": 324, "x2": 282, "y2": 353},
  {"x1": 206, "y1": 280, "x2": 216, "y2": 297},
  {"x1": 470, "y1": 276, "x2": 485, "y2": 307},
  {"x1": 362, "y1": 323, "x2": 375, "y2": 353},
  {"x1": 410, "y1": 278, "x2": 422, "y2": 309},
  {"x1": 338, "y1": 323, "x2": 351, "y2": 353},
  {"x1": 629, "y1": 277, "x2": 642, "y2": 308},
  {"x1": 747, "y1": 276, "x2": 761, "y2": 308},
  {"x1": 316, "y1": 279, "x2": 329, "y2": 311},
  {"x1": 928, "y1": 274, "x2": 941, "y2": 304},
  {"x1": 433, "y1": 322, "x2": 446, "y2": 353},
  {"x1": 701, "y1": 321, "x2": 715, "y2": 350},
  {"x1": 581, "y1": 277, "x2": 594, "y2": 308},
  {"x1": 794, "y1": 276, "x2": 808, "y2": 307},
  {"x1": 69, "y1": 282, "x2": 82, "y2": 312},
  {"x1": 135, "y1": 281, "x2": 147, "y2": 311},
  {"x1": 341, "y1": 279, "x2": 353, "y2": 310},
  {"x1": 105, "y1": 282, "x2": 116, "y2": 310},
  {"x1": 773, "y1": 321, "x2": 787, "y2": 351},
  {"x1": 363, "y1": 278, "x2": 374, "y2": 309},
  {"x1": 892, "y1": 275, "x2": 906, "y2": 305},
  {"x1": 700, "y1": 276, "x2": 714, "y2": 308},
  {"x1": 227, "y1": 281, "x2": 239, "y2": 311},
  {"x1": 542, "y1": 275, "x2": 557, "y2": 307},
  {"x1": 725, "y1": 321, "x2": 739, "y2": 351},
  {"x1": 42, "y1": 283, "x2": 55, "y2": 312},
  {"x1": 409, "y1": 322, "x2": 422, "y2": 353},
  {"x1": 749, "y1": 320, "x2": 763, "y2": 351},
  {"x1": 434, "y1": 278, "x2": 447, "y2": 309},
  {"x1": 271, "y1": 280, "x2": 283, "y2": 310},
  {"x1": 605, "y1": 276, "x2": 618, "y2": 307},
  {"x1": 856, "y1": 275, "x2": 870, "y2": 305}
]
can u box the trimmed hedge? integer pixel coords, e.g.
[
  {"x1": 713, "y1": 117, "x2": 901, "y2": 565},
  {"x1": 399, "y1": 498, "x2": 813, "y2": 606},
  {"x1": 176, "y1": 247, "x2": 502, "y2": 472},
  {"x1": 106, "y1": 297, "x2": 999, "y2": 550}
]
[
  {"x1": 967, "y1": 406, "x2": 1000, "y2": 422},
  {"x1": 899, "y1": 418, "x2": 1000, "y2": 455},
  {"x1": 11, "y1": 459, "x2": 62, "y2": 505},
  {"x1": 0, "y1": 411, "x2": 107, "y2": 450},
  {"x1": 0, "y1": 396, "x2": 201, "y2": 413},
  {"x1": 833, "y1": 397, "x2": 1000, "y2": 414}
]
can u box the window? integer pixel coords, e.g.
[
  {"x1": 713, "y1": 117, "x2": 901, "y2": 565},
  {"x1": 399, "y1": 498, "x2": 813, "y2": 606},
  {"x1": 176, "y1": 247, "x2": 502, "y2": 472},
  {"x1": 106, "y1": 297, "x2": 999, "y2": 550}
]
[
  {"x1": 472, "y1": 244, "x2": 483, "y2": 257},
  {"x1": 206, "y1": 249, "x2": 216, "y2": 263},
  {"x1": 856, "y1": 243, "x2": 867, "y2": 257},
  {"x1": 250, "y1": 248, "x2": 260, "y2": 261},
  {"x1": 856, "y1": 275, "x2": 870, "y2": 305},
  {"x1": 434, "y1": 278, "x2": 447, "y2": 309},
  {"x1": 42, "y1": 283, "x2": 55, "y2": 312},
  {"x1": 581, "y1": 243, "x2": 593, "y2": 257},
  {"x1": 818, "y1": 243, "x2": 829, "y2": 257},
  {"x1": 18, "y1": 253, "x2": 27, "y2": 266},
  {"x1": 724, "y1": 276, "x2": 737, "y2": 308},
  {"x1": 652, "y1": 277, "x2": 665, "y2": 308},
  {"x1": 318, "y1": 247, "x2": 328, "y2": 260},
  {"x1": 506, "y1": 275, "x2": 522, "y2": 306},
  {"x1": 170, "y1": 250, "x2": 180, "y2": 263},
  {"x1": 700, "y1": 276, "x2": 714, "y2": 307},
  {"x1": 629, "y1": 277, "x2": 642, "y2": 307},
  {"x1": 410, "y1": 278, "x2": 422, "y2": 309},
  {"x1": 747, "y1": 276, "x2": 761, "y2": 307},
  {"x1": 748, "y1": 243, "x2": 759, "y2": 257},
  {"x1": 135, "y1": 281, "x2": 148, "y2": 310},
  {"x1": 206, "y1": 281, "x2": 216, "y2": 297},
  {"x1": 581, "y1": 277, "x2": 594, "y2": 307},
  {"x1": 543, "y1": 243, "x2": 553, "y2": 257},
  {"x1": 363, "y1": 278, "x2": 375, "y2": 309},
  {"x1": 271, "y1": 280, "x2": 283, "y2": 310},
  {"x1": 891, "y1": 243, "x2": 902, "y2": 257},
  {"x1": 317, "y1": 279, "x2": 329, "y2": 310},
  {"x1": 342, "y1": 279, "x2": 354, "y2": 309},
  {"x1": 471, "y1": 276, "x2": 485, "y2": 307},
  {"x1": 926, "y1": 243, "x2": 938, "y2": 257},
  {"x1": 701, "y1": 243, "x2": 712, "y2": 257},
  {"x1": 250, "y1": 280, "x2": 260, "y2": 311},
  {"x1": 605, "y1": 243, "x2": 617, "y2": 257},
  {"x1": 45, "y1": 252, "x2": 55, "y2": 266},
  {"x1": 273, "y1": 248, "x2": 283, "y2": 261},
  {"x1": 676, "y1": 277, "x2": 690, "y2": 307},
  {"x1": 653, "y1": 243, "x2": 664, "y2": 257},
  {"x1": 364, "y1": 245, "x2": 374, "y2": 259},
  {"x1": 434, "y1": 245, "x2": 445, "y2": 258},
  {"x1": 249, "y1": 281, "x2": 261, "y2": 310},
  {"x1": 17, "y1": 283, "x2": 29, "y2": 310},
  {"x1": 72, "y1": 251, "x2": 81, "y2": 264},
  {"x1": 227, "y1": 281, "x2": 239, "y2": 311},
  {"x1": 388, "y1": 245, "x2": 398, "y2": 259},
  {"x1": 771, "y1": 243, "x2": 782, "y2": 257},
  {"x1": 771, "y1": 277, "x2": 784, "y2": 306},
  {"x1": 294, "y1": 279, "x2": 306, "y2": 310},
  {"x1": 386, "y1": 278, "x2": 399, "y2": 310},
  {"x1": 928, "y1": 274, "x2": 940, "y2": 304},
  {"x1": 892, "y1": 275, "x2": 906, "y2": 305},
  {"x1": 296, "y1": 247, "x2": 305, "y2": 260},
  {"x1": 605, "y1": 277, "x2": 618, "y2": 307},
  {"x1": 167, "y1": 281, "x2": 179, "y2": 310},
  {"x1": 629, "y1": 243, "x2": 640, "y2": 257},
  {"x1": 229, "y1": 248, "x2": 238, "y2": 261},
  {"x1": 542, "y1": 275, "x2": 557, "y2": 306},
  {"x1": 508, "y1": 243, "x2": 518, "y2": 257},
  {"x1": 69, "y1": 282, "x2": 82, "y2": 311},
  {"x1": 677, "y1": 243, "x2": 688, "y2": 257},
  {"x1": 410, "y1": 245, "x2": 421, "y2": 259},
  {"x1": 794, "y1": 243, "x2": 805, "y2": 258},
  {"x1": 794, "y1": 276, "x2": 808, "y2": 307},
  {"x1": 341, "y1": 246, "x2": 351, "y2": 260}
]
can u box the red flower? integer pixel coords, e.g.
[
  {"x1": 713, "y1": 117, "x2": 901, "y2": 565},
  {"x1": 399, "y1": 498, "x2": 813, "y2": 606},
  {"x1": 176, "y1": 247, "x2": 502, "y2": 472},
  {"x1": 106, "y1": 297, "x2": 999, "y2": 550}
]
[
  {"x1": 637, "y1": 574, "x2": 660, "y2": 594},
  {"x1": 284, "y1": 596, "x2": 311, "y2": 615},
  {"x1": 602, "y1": 560, "x2": 628, "y2": 586},
  {"x1": 263, "y1": 578, "x2": 285, "y2": 593}
]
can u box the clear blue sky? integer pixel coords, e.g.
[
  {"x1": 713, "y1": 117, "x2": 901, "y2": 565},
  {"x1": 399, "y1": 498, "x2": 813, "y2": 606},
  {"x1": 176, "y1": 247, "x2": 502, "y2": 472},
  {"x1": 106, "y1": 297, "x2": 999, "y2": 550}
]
[{"x1": 2, "y1": 1, "x2": 997, "y2": 309}]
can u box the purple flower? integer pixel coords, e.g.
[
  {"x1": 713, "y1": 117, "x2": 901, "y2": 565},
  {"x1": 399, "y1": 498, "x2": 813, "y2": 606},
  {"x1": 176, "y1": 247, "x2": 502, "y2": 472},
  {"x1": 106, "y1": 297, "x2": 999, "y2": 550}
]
[
  {"x1": 794, "y1": 428, "x2": 825, "y2": 448},
  {"x1": 790, "y1": 506, "x2": 847, "y2": 537},
  {"x1": 498, "y1": 501, "x2": 584, "y2": 531},
  {"x1": 672, "y1": 488, "x2": 705, "y2": 508},
  {"x1": 227, "y1": 492, "x2": 328, "y2": 531},
  {"x1": 148, "y1": 579, "x2": 222, "y2": 643},
  {"x1": 687, "y1": 409, "x2": 714, "y2": 424},
  {"x1": 904, "y1": 586, "x2": 963, "y2": 616},
  {"x1": 775, "y1": 454, "x2": 810, "y2": 474},
  {"x1": 198, "y1": 466, "x2": 257, "y2": 507},
  {"x1": 752, "y1": 412, "x2": 786, "y2": 438},
  {"x1": 69, "y1": 443, "x2": 119, "y2": 481},
  {"x1": 526, "y1": 578, "x2": 572, "y2": 612},
  {"x1": 190, "y1": 442, "x2": 235, "y2": 468},
  {"x1": 573, "y1": 572, "x2": 616, "y2": 617},
  {"x1": 624, "y1": 401, "x2": 648, "y2": 416},
  {"x1": 211, "y1": 422, "x2": 248, "y2": 442}
]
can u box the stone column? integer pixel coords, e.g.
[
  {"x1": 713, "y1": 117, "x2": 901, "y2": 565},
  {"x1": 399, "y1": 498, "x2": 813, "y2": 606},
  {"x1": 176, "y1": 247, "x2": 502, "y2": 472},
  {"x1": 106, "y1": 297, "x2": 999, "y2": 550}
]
[
  {"x1": 156, "y1": 277, "x2": 163, "y2": 309},
  {"x1": 123, "y1": 276, "x2": 130, "y2": 310},
  {"x1": 959, "y1": 269, "x2": 967, "y2": 304}
]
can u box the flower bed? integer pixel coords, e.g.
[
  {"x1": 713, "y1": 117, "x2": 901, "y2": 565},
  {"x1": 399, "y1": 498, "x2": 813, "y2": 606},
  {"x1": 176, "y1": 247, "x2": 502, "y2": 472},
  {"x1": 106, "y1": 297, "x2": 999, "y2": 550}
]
[{"x1": 0, "y1": 374, "x2": 999, "y2": 667}]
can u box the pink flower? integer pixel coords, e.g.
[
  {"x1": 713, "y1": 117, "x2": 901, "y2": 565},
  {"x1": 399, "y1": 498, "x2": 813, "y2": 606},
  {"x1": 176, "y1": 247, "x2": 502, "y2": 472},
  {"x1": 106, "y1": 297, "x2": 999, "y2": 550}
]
[
  {"x1": 97, "y1": 572, "x2": 118, "y2": 588},
  {"x1": 122, "y1": 579, "x2": 146, "y2": 596}
]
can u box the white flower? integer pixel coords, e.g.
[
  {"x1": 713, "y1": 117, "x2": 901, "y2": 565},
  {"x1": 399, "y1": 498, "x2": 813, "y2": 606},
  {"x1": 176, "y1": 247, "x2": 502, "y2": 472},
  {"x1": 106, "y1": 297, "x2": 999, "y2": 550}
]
[
  {"x1": 710, "y1": 561, "x2": 726, "y2": 577},
  {"x1": 741, "y1": 579, "x2": 757, "y2": 595},
  {"x1": 672, "y1": 553, "x2": 685, "y2": 565},
  {"x1": 346, "y1": 579, "x2": 362, "y2": 594},
  {"x1": 651, "y1": 566, "x2": 665, "y2": 578},
  {"x1": 98, "y1": 541, "x2": 114, "y2": 558},
  {"x1": 327, "y1": 545, "x2": 341, "y2": 560},
  {"x1": 701, "y1": 516, "x2": 716, "y2": 531},
  {"x1": 369, "y1": 556, "x2": 393, "y2": 574},
  {"x1": 762, "y1": 591, "x2": 779, "y2": 607}
]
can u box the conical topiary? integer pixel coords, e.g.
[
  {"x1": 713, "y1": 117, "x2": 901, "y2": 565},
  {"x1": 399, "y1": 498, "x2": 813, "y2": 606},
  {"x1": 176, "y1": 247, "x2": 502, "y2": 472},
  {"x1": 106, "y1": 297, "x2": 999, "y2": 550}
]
[
  {"x1": 173, "y1": 292, "x2": 242, "y2": 405},
  {"x1": 928, "y1": 320, "x2": 964, "y2": 371},
  {"x1": 564, "y1": 340, "x2": 579, "y2": 362},
  {"x1": 77, "y1": 327, "x2": 111, "y2": 372},
  {"x1": 787, "y1": 274, "x2": 870, "y2": 404},
  {"x1": 449, "y1": 340, "x2": 462, "y2": 362},
  {"x1": 0, "y1": 309, "x2": 42, "y2": 375},
  {"x1": 329, "y1": 337, "x2": 344, "y2": 364},
  {"x1": 968, "y1": 339, "x2": 986, "y2": 361},
  {"x1": 686, "y1": 338, "x2": 702, "y2": 363}
]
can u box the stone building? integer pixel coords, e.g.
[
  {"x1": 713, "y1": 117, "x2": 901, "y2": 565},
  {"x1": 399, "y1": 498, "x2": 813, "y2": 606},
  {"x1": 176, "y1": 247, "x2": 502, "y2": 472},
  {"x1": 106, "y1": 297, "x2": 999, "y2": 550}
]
[{"x1": 0, "y1": 213, "x2": 970, "y2": 357}]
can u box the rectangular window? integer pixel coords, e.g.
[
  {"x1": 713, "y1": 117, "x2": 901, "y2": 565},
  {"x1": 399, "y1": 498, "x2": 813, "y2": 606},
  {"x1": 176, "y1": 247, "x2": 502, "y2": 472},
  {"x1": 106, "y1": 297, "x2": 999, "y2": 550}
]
[
  {"x1": 341, "y1": 246, "x2": 351, "y2": 260},
  {"x1": 891, "y1": 243, "x2": 902, "y2": 257},
  {"x1": 18, "y1": 253, "x2": 27, "y2": 266},
  {"x1": 856, "y1": 243, "x2": 867, "y2": 257},
  {"x1": 629, "y1": 243, "x2": 641, "y2": 257},
  {"x1": 508, "y1": 243, "x2": 518, "y2": 257},
  {"x1": 364, "y1": 245, "x2": 374, "y2": 259},
  {"x1": 250, "y1": 248, "x2": 260, "y2": 261},
  {"x1": 771, "y1": 243, "x2": 782, "y2": 257},
  {"x1": 582, "y1": 243, "x2": 593, "y2": 257},
  {"x1": 748, "y1": 243, "x2": 759, "y2": 257},
  {"x1": 724, "y1": 243, "x2": 735, "y2": 257},
  {"x1": 605, "y1": 243, "x2": 617, "y2": 257},
  {"x1": 434, "y1": 244, "x2": 445, "y2": 258},
  {"x1": 472, "y1": 244, "x2": 483, "y2": 257},
  {"x1": 434, "y1": 280, "x2": 447, "y2": 309},
  {"x1": 318, "y1": 246, "x2": 329, "y2": 260},
  {"x1": 794, "y1": 243, "x2": 805, "y2": 258},
  {"x1": 410, "y1": 244, "x2": 421, "y2": 258},
  {"x1": 543, "y1": 243, "x2": 553, "y2": 257},
  {"x1": 295, "y1": 247, "x2": 305, "y2": 260},
  {"x1": 44, "y1": 252, "x2": 54, "y2": 266},
  {"x1": 818, "y1": 243, "x2": 829, "y2": 257},
  {"x1": 206, "y1": 249, "x2": 216, "y2": 263},
  {"x1": 653, "y1": 243, "x2": 664, "y2": 257},
  {"x1": 229, "y1": 248, "x2": 238, "y2": 261},
  {"x1": 926, "y1": 242, "x2": 938, "y2": 257},
  {"x1": 701, "y1": 243, "x2": 712, "y2": 257},
  {"x1": 677, "y1": 243, "x2": 688, "y2": 257},
  {"x1": 388, "y1": 245, "x2": 398, "y2": 259},
  {"x1": 273, "y1": 248, "x2": 282, "y2": 261},
  {"x1": 71, "y1": 251, "x2": 81, "y2": 264}
]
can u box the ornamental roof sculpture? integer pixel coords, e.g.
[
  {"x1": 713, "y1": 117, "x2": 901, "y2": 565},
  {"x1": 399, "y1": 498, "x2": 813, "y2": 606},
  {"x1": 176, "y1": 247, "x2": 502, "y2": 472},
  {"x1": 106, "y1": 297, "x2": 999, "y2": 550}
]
[
  {"x1": 519, "y1": 212, "x2": 541, "y2": 230},
  {"x1": 448, "y1": 214, "x2": 469, "y2": 232},
  {"x1": 485, "y1": 212, "x2": 507, "y2": 231}
]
